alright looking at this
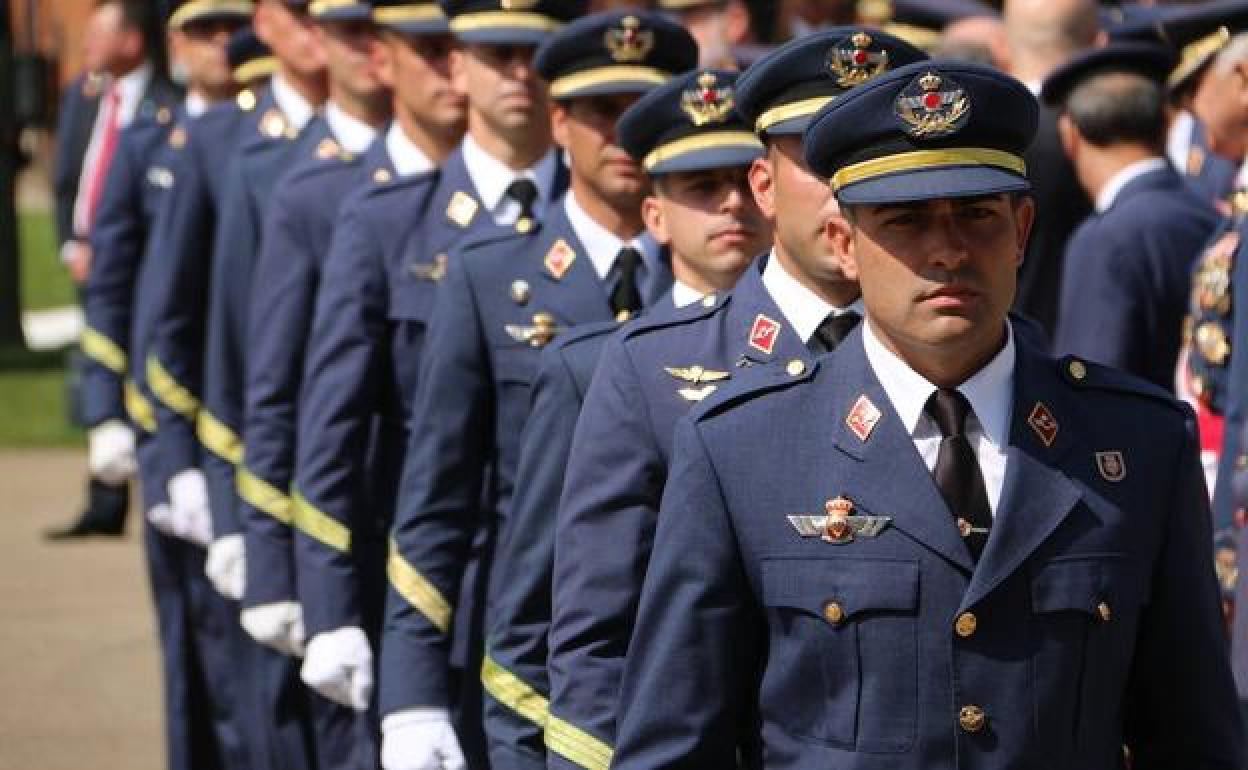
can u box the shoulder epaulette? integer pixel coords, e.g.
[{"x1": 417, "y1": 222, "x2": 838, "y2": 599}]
[
  {"x1": 689, "y1": 354, "x2": 818, "y2": 423},
  {"x1": 1058, "y1": 355, "x2": 1185, "y2": 413},
  {"x1": 622, "y1": 292, "x2": 728, "y2": 341}
]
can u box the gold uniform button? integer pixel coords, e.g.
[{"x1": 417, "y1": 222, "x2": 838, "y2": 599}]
[
  {"x1": 823, "y1": 601, "x2": 845, "y2": 626},
  {"x1": 1097, "y1": 601, "x2": 1112, "y2": 623},
  {"x1": 954, "y1": 612, "x2": 977, "y2": 638},
  {"x1": 959, "y1": 705, "x2": 986, "y2": 733},
  {"x1": 786, "y1": 359, "x2": 806, "y2": 377},
  {"x1": 373, "y1": 167, "x2": 392, "y2": 184},
  {"x1": 1068, "y1": 359, "x2": 1087, "y2": 380}
]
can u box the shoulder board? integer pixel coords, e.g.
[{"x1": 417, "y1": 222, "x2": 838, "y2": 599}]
[
  {"x1": 689, "y1": 354, "x2": 818, "y2": 424},
  {"x1": 622, "y1": 292, "x2": 729, "y2": 340},
  {"x1": 1058, "y1": 355, "x2": 1184, "y2": 412}
]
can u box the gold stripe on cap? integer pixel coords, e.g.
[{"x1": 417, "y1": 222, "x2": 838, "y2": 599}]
[
  {"x1": 449, "y1": 11, "x2": 563, "y2": 35},
  {"x1": 755, "y1": 95, "x2": 834, "y2": 134},
  {"x1": 549, "y1": 65, "x2": 671, "y2": 100},
  {"x1": 307, "y1": 0, "x2": 367, "y2": 17},
  {"x1": 643, "y1": 130, "x2": 764, "y2": 172},
  {"x1": 169, "y1": 0, "x2": 254, "y2": 28},
  {"x1": 1169, "y1": 26, "x2": 1230, "y2": 87},
  {"x1": 233, "y1": 56, "x2": 278, "y2": 84},
  {"x1": 831, "y1": 147, "x2": 1027, "y2": 190},
  {"x1": 373, "y1": 4, "x2": 446, "y2": 24}
]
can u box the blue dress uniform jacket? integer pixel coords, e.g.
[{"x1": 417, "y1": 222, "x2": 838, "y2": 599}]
[
  {"x1": 380, "y1": 200, "x2": 656, "y2": 719},
  {"x1": 1054, "y1": 164, "x2": 1219, "y2": 392},
  {"x1": 480, "y1": 320, "x2": 619, "y2": 770},
  {"x1": 612, "y1": 322, "x2": 1245, "y2": 770},
  {"x1": 1185, "y1": 116, "x2": 1240, "y2": 205},
  {"x1": 543, "y1": 262, "x2": 807, "y2": 770}
]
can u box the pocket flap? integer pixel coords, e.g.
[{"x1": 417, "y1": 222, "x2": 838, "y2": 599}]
[
  {"x1": 762, "y1": 558, "x2": 919, "y2": 622},
  {"x1": 1030, "y1": 554, "x2": 1142, "y2": 615}
]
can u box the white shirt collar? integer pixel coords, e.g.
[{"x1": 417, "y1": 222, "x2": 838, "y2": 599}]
[
  {"x1": 1095, "y1": 156, "x2": 1169, "y2": 213},
  {"x1": 185, "y1": 92, "x2": 209, "y2": 118},
  {"x1": 270, "y1": 72, "x2": 317, "y2": 132},
  {"x1": 461, "y1": 132, "x2": 558, "y2": 214},
  {"x1": 385, "y1": 122, "x2": 435, "y2": 177},
  {"x1": 1166, "y1": 110, "x2": 1195, "y2": 173},
  {"x1": 324, "y1": 101, "x2": 379, "y2": 155},
  {"x1": 760, "y1": 249, "x2": 862, "y2": 343},
  {"x1": 563, "y1": 190, "x2": 658, "y2": 281},
  {"x1": 861, "y1": 316, "x2": 1015, "y2": 449},
  {"x1": 671, "y1": 280, "x2": 705, "y2": 308},
  {"x1": 113, "y1": 61, "x2": 152, "y2": 127}
]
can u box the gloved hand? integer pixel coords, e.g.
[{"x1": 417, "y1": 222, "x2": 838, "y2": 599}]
[
  {"x1": 167, "y1": 468, "x2": 212, "y2": 547},
  {"x1": 381, "y1": 708, "x2": 466, "y2": 770},
  {"x1": 146, "y1": 502, "x2": 177, "y2": 536},
  {"x1": 87, "y1": 419, "x2": 137, "y2": 484},
  {"x1": 301, "y1": 626, "x2": 373, "y2": 711},
  {"x1": 205, "y1": 534, "x2": 245, "y2": 600},
  {"x1": 240, "y1": 601, "x2": 306, "y2": 657}
]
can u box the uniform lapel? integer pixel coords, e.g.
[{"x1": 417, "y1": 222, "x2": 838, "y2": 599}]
[
  {"x1": 960, "y1": 331, "x2": 1083, "y2": 610},
  {"x1": 826, "y1": 330, "x2": 975, "y2": 574},
  {"x1": 533, "y1": 205, "x2": 614, "y2": 325},
  {"x1": 731, "y1": 261, "x2": 807, "y2": 367}
]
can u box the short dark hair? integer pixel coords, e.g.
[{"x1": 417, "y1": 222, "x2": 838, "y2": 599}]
[{"x1": 1065, "y1": 71, "x2": 1166, "y2": 151}]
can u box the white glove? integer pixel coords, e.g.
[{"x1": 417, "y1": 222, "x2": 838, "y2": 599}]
[
  {"x1": 205, "y1": 534, "x2": 245, "y2": 600},
  {"x1": 381, "y1": 708, "x2": 465, "y2": 770},
  {"x1": 88, "y1": 419, "x2": 137, "y2": 484},
  {"x1": 301, "y1": 626, "x2": 374, "y2": 711},
  {"x1": 167, "y1": 468, "x2": 213, "y2": 547},
  {"x1": 241, "y1": 601, "x2": 306, "y2": 658},
  {"x1": 145, "y1": 502, "x2": 177, "y2": 536}
]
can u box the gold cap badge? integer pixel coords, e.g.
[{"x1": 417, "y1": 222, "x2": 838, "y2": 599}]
[
  {"x1": 681, "y1": 72, "x2": 735, "y2": 126},
  {"x1": 605, "y1": 15, "x2": 654, "y2": 63}
]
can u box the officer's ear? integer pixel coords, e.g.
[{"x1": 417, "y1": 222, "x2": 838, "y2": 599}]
[
  {"x1": 1010, "y1": 194, "x2": 1035, "y2": 268},
  {"x1": 748, "y1": 154, "x2": 776, "y2": 222},
  {"x1": 550, "y1": 100, "x2": 571, "y2": 151},
  {"x1": 1056, "y1": 113, "x2": 1079, "y2": 165},
  {"x1": 827, "y1": 206, "x2": 858, "y2": 281},
  {"x1": 641, "y1": 193, "x2": 671, "y2": 246}
]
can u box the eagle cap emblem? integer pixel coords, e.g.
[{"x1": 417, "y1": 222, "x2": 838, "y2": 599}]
[
  {"x1": 605, "y1": 15, "x2": 654, "y2": 63},
  {"x1": 895, "y1": 70, "x2": 971, "y2": 138},
  {"x1": 681, "y1": 72, "x2": 735, "y2": 126},
  {"x1": 826, "y1": 30, "x2": 889, "y2": 87}
]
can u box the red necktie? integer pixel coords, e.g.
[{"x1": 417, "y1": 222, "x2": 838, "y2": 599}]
[{"x1": 83, "y1": 85, "x2": 122, "y2": 233}]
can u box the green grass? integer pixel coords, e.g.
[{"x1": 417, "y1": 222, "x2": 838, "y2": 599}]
[{"x1": 0, "y1": 212, "x2": 83, "y2": 447}]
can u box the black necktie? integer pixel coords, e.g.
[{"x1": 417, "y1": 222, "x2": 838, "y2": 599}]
[
  {"x1": 924, "y1": 388, "x2": 992, "y2": 561},
  {"x1": 505, "y1": 178, "x2": 538, "y2": 233},
  {"x1": 611, "y1": 247, "x2": 643, "y2": 320},
  {"x1": 811, "y1": 310, "x2": 861, "y2": 353}
]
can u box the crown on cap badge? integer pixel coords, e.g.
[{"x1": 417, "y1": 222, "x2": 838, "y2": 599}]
[
  {"x1": 895, "y1": 71, "x2": 970, "y2": 138},
  {"x1": 605, "y1": 15, "x2": 654, "y2": 63},
  {"x1": 826, "y1": 30, "x2": 889, "y2": 87},
  {"x1": 681, "y1": 72, "x2": 735, "y2": 126}
]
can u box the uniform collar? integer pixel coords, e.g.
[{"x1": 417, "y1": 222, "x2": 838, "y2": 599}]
[
  {"x1": 385, "y1": 122, "x2": 435, "y2": 177},
  {"x1": 861, "y1": 316, "x2": 1015, "y2": 449},
  {"x1": 1096, "y1": 156, "x2": 1169, "y2": 213},
  {"x1": 1166, "y1": 110, "x2": 1195, "y2": 174},
  {"x1": 671, "y1": 280, "x2": 705, "y2": 308},
  {"x1": 324, "y1": 101, "x2": 379, "y2": 155},
  {"x1": 270, "y1": 72, "x2": 317, "y2": 132},
  {"x1": 760, "y1": 248, "x2": 861, "y2": 344},
  {"x1": 461, "y1": 132, "x2": 558, "y2": 214},
  {"x1": 562, "y1": 190, "x2": 659, "y2": 282}
]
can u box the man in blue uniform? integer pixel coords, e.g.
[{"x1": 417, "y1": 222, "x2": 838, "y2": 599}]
[
  {"x1": 482, "y1": 65, "x2": 774, "y2": 770},
  {"x1": 612, "y1": 59, "x2": 1245, "y2": 769},
  {"x1": 539, "y1": 29, "x2": 926, "y2": 770},
  {"x1": 378, "y1": 10, "x2": 694, "y2": 769},
  {"x1": 84, "y1": 6, "x2": 255, "y2": 768},
  {"x1": 1046, "y1": 42, "x2": 1219, "y2": 392}
]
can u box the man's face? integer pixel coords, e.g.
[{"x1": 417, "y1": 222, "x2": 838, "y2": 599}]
[
  {"x1": 749, "y1": 135, "x2": 847, "y2": 284},
  {"x1": 82, "y1": 3, "x2": 140, "y2": 74},
  {"x1": 645, "y1": 165, "x2": 770, "y2": 292},
  {"x1": 552, "y1": 93, "x2": 648, "y2": 209},
  {"x1": 838, "y1": 194, "x2": 1033, "y2": 359},
  {"x1": 171, "y1": 18, "x2": 244, "y2": 92},
  {"x1": 376, "y1": 31, "x2": 466, "y2": 133},
  {"x1": 452, "y1": 42, "x2": 548, "y2": 134},
  {"x1": 254, "y1": 1, "x2": 326, "y2": 78},
  {"x1": 318, "y1": 20, "x2": 386, "y2": 100}
]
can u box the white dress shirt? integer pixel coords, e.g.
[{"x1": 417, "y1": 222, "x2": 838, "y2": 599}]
[
  {"x1": 761, "y1": 249, "x2": 863, "y2": 344},
  {"x1": 385, "y1": 122, "x2": 435, "y2": 177},
  {"x1": 563, "y1": 191, "x2": 660, "y2": 284},
  {"x1": 1166, "y1": 110, "x2": 1195, "y2": 175},
  {"x1": 74, "y1": 62, "x2": 154, "y2": 235},
  {"x1": 1095, "y1": 156, "x2": 1169, "y2": 213},
  {"x1": 671, "y1": 280, "x2": 705, "y2": 308},
  {"x1": 324, "y1": 101, "x2": 379, "y2": 156},
  {"x1": 861, "y1": 318, "x2": 1015, "y2": 516},
  {"x1": 270, "y1": 72, "x2": 317, "y2": 134},
  {"x1": 461, "y1": 133, "x2": 559, "y2": 226}
]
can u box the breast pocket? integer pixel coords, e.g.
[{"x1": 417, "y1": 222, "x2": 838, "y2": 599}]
[
  {"x1": 1029, "y1": 554, "x2": 1145, "y2": 750},
  {"x1": 760, "y1": 557, "x2": 919, "y2": 752},
  {"x1": 388, "y1": 270, "x2": 437, "y2": 399}
]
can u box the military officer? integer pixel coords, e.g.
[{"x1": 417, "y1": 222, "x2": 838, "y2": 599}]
[
  {"x1": 378, "y1": 10, "x2": 694, "y2": 770},
  {"x1": 85, "y1": 5, "x2": 255, "y2": 768},
  {"x1": 228, "y1": 25, "x2": 279, "y2": 88},
  {"x1": 143, "y1": 1, "x2": 327, "y2": 767},
  {"x1": 538, "y1": 30, "x2": 926, "y2": 770},
  {"x1": 482, "y1": 66, "x2": 772, "y2": 770},
  {"x1": 611, "y1": 59, "x2": 1245, "y2": 769},
  {"x1": 1046, "y1": 42, "x2": 1219, "y2": 392}
]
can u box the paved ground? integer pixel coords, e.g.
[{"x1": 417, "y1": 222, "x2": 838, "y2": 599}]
[{"x1": 0, "y1": 449, "x2": 161, "y2": 770}]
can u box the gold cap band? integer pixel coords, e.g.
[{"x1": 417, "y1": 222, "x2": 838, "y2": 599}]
[
  {"x1": 449, "y1": 11, "x2": 563, "y2": 35},
  {"x1": 373, "y1": 4, "x2": 446, "y2": 24},
  {"x1": 308, "y1": 0, "x2": 369, "y2": 17},
  {"x1": 233, "y1": 56, "x2": 278, "y2": 83},
  {"x1": 643, "y1": 130, "x2": 764, "y2": 172},
  {"x1": 1169, "y1": 26, "x2": 1231, "y2": 87},
  {"x1": 549, "y1": 65, "x2": 671, "y2": 100},
  {"x1": 831, "y1": 147, "x2": 1026, "y2": 190},
  {"x1": 169, "y1": 0, "x2": 254, "y2": 28},
  {"x1": 755, "y1": 95, "x2": 834, "y2": 134}
]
